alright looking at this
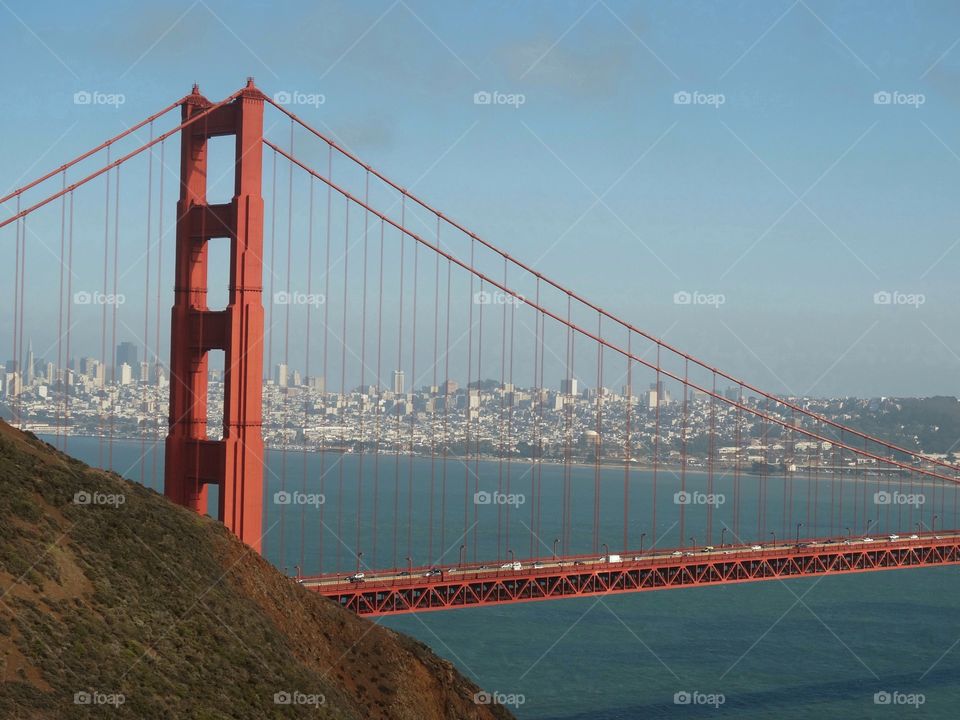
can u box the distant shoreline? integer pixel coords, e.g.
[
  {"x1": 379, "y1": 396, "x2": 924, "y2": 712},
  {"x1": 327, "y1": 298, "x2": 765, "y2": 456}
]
[{"x1": 31, "y1": 430, "x2": 923, "y2": 484}]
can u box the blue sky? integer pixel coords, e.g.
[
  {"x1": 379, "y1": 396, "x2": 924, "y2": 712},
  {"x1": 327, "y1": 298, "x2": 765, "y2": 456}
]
[{"x1": 2, "y1": 0, "x2": 960, "y2": 396}]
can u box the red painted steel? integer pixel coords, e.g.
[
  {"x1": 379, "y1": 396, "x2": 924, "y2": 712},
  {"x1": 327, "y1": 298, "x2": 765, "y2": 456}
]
[
  {"x1": 164, "y1": 81, "x2": 266, "y2": 551},
  {"x1": 305, "y1": 536, "x2": 960, "y2": 616}
]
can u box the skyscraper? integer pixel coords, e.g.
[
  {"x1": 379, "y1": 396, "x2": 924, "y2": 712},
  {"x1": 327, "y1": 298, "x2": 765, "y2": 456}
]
[
  {"x1": 393, "y1": 369, "x2": 405, "y2": 394},
  {"x1": 25, "y1": 339, "x2": 34, "y2": 385},
  {"x1": 275, "y1": 363, "x2": 288, "y2": 388},
  {"x1": 116, "y1": 341, "x2": 138, "y2": 372}
]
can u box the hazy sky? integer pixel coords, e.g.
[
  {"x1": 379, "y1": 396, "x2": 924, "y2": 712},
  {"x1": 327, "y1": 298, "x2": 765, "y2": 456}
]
[{"x1": 2, "y1": 0, "x2": 959, "y2": 397}]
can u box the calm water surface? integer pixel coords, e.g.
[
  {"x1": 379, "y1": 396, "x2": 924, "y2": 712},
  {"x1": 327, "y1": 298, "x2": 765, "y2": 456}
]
[{"x1": 51, "y1": 435, "x2": 960, "y2": 719}]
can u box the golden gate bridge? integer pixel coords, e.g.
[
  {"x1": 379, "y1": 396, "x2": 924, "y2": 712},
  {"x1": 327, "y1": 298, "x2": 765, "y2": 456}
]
[{"x1": 3, "y1": 81, "x2": 959, "y2": 616}]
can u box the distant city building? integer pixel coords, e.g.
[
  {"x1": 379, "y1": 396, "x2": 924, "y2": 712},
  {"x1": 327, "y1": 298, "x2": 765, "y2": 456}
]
[
  {"x1": 646, "y1": 388, "x2": 658, "y2": 409},
  {"x1": 275, "y1": 363, "x2": 288, "y2": 388},
  {"x1": 120, "y1": 363, "x2": 133, "y2": 385},
  {"x1": 393, "y1": 370, "x2": 405, "y2": 394},
  {"x1": 116, "y1": 341, "x2": 138, "y2": 371},
  {"x1": 443, "y1": 379, "x2": 459, "y2": 394},
  {"x1": 5, "y1": 371, "x2": 22, "y2": 398},
  {"x1": 25, "y1": 339, "x2": 34, "y2": 385},
  {"x1": 561, "y1": 378, "x2": 578, "y2": 396}
]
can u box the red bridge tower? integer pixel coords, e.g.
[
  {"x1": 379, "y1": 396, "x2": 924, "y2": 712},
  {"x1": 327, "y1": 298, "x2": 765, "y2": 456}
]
[{"x1": 164, "y1": 81, "x2": 266, "y2": 552}]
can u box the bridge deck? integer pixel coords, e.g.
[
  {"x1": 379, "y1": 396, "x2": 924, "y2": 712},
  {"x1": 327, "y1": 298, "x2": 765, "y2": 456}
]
[{"x1": 300, "y1": 533, "x2": 960, "y2": 616}]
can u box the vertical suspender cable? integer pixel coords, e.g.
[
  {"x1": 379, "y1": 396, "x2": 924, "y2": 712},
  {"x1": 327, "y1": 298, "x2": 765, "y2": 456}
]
[
  {"x1": 109, "y1": 166, "x2": 121, "y2": 471},
  {"x1": 301, "y1": 175, "x2": 315, "y2": 571},
  {"x1": 141, "y1": 122, "x2": 154, "y2": 484},
  {"x1": 337, "y1": 196, "x2": 349, "y2": 573},
  {"x1": 357, "y1": 171, "x2": 370, "y2": 562},
  {"x1": 153, "y1": 140, "x2": 165, "y2": 491}
]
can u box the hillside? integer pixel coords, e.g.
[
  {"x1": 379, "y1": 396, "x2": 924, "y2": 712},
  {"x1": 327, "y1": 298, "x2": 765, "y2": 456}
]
[{"x1": 0, "y1": 421, "x2": 512, "y2": 719}]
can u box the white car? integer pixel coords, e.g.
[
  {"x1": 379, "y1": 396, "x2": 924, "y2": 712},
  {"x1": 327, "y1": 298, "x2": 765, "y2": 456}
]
[
  {"x1": 910, "y1": 534, "x2": 919, "y2": 540},
  {"x1": 671, "y1": 550, "x2": 683, "y2": 557},
  {"x1": 863, "y1": 537, "x2": 875, "y2": 543},
  {"x1": 750, "y1": 545, "x2": 762, "y2": 551},
  {"x1": 348, "y1": 572, "x2": 365, "y2": 583},
  {"x1": 888, "y1": 535, "x2": 900, "y2": 541}
]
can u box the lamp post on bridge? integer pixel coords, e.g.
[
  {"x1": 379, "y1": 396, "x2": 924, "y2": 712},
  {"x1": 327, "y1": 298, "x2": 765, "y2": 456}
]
[
  {"x1": 356, "y1": 552, "x2": 363, "y2": 575},
  {"x1": 553, "y1": 538, "x2": 559, "y2": 561},
  {"x1": 405, "y1": 556, "x2": 412, "y2": 575},
  {"x1": 689, "y1": 536, "x2": 696, "y2": 549},
  {"x1": 846, "y1": 527, "x2": 852, "y2": 540},
  {"x1": 459, "y1": 544, "x2": 465, "y2": 569},
  {"x1": 933, "y1": 515, "x2": 939, "y2": 534},
  {"x1": 796, "y1": 522, "x2": 803, "y2": 545},
  {"x1": 508, "y1": 549, "x2": 514, "y2": 563},
  {"x1": 601, "y1": 543, "x2": 608, "y2": 559},
  {"x1": 769, "y1": 531, "x2": 776, "y2": 547},
  {"x1": 720, "y1": 528, "x2": 726, "y2": 548}
]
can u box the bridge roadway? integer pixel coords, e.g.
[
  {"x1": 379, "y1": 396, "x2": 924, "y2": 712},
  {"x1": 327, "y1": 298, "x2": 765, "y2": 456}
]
[{"x1": 298, "y1": 532, "x2": 960, "y2": 616}]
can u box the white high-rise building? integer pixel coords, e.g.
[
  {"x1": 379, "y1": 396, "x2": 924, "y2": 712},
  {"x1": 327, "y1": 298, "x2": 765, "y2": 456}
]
[
  {"x1": 120, "y1": 363, "x2": 133, "y2": 385},
  {"x1": 393, "y1": 369, "x2": 405, "y2": 394},
  {"x1": 275, "y1": 363, "x2": 288, "y2": 388}
]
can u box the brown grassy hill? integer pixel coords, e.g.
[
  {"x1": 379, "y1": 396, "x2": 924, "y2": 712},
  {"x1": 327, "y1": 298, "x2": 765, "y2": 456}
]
[{"x1": 0, "y1": 421, "x2": 513, "y2": 719}]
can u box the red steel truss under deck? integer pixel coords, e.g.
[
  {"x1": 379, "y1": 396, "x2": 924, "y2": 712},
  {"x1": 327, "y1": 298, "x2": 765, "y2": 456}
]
[{"x1": 302, "y1": 534, "x2": 960, "y2": 616}]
